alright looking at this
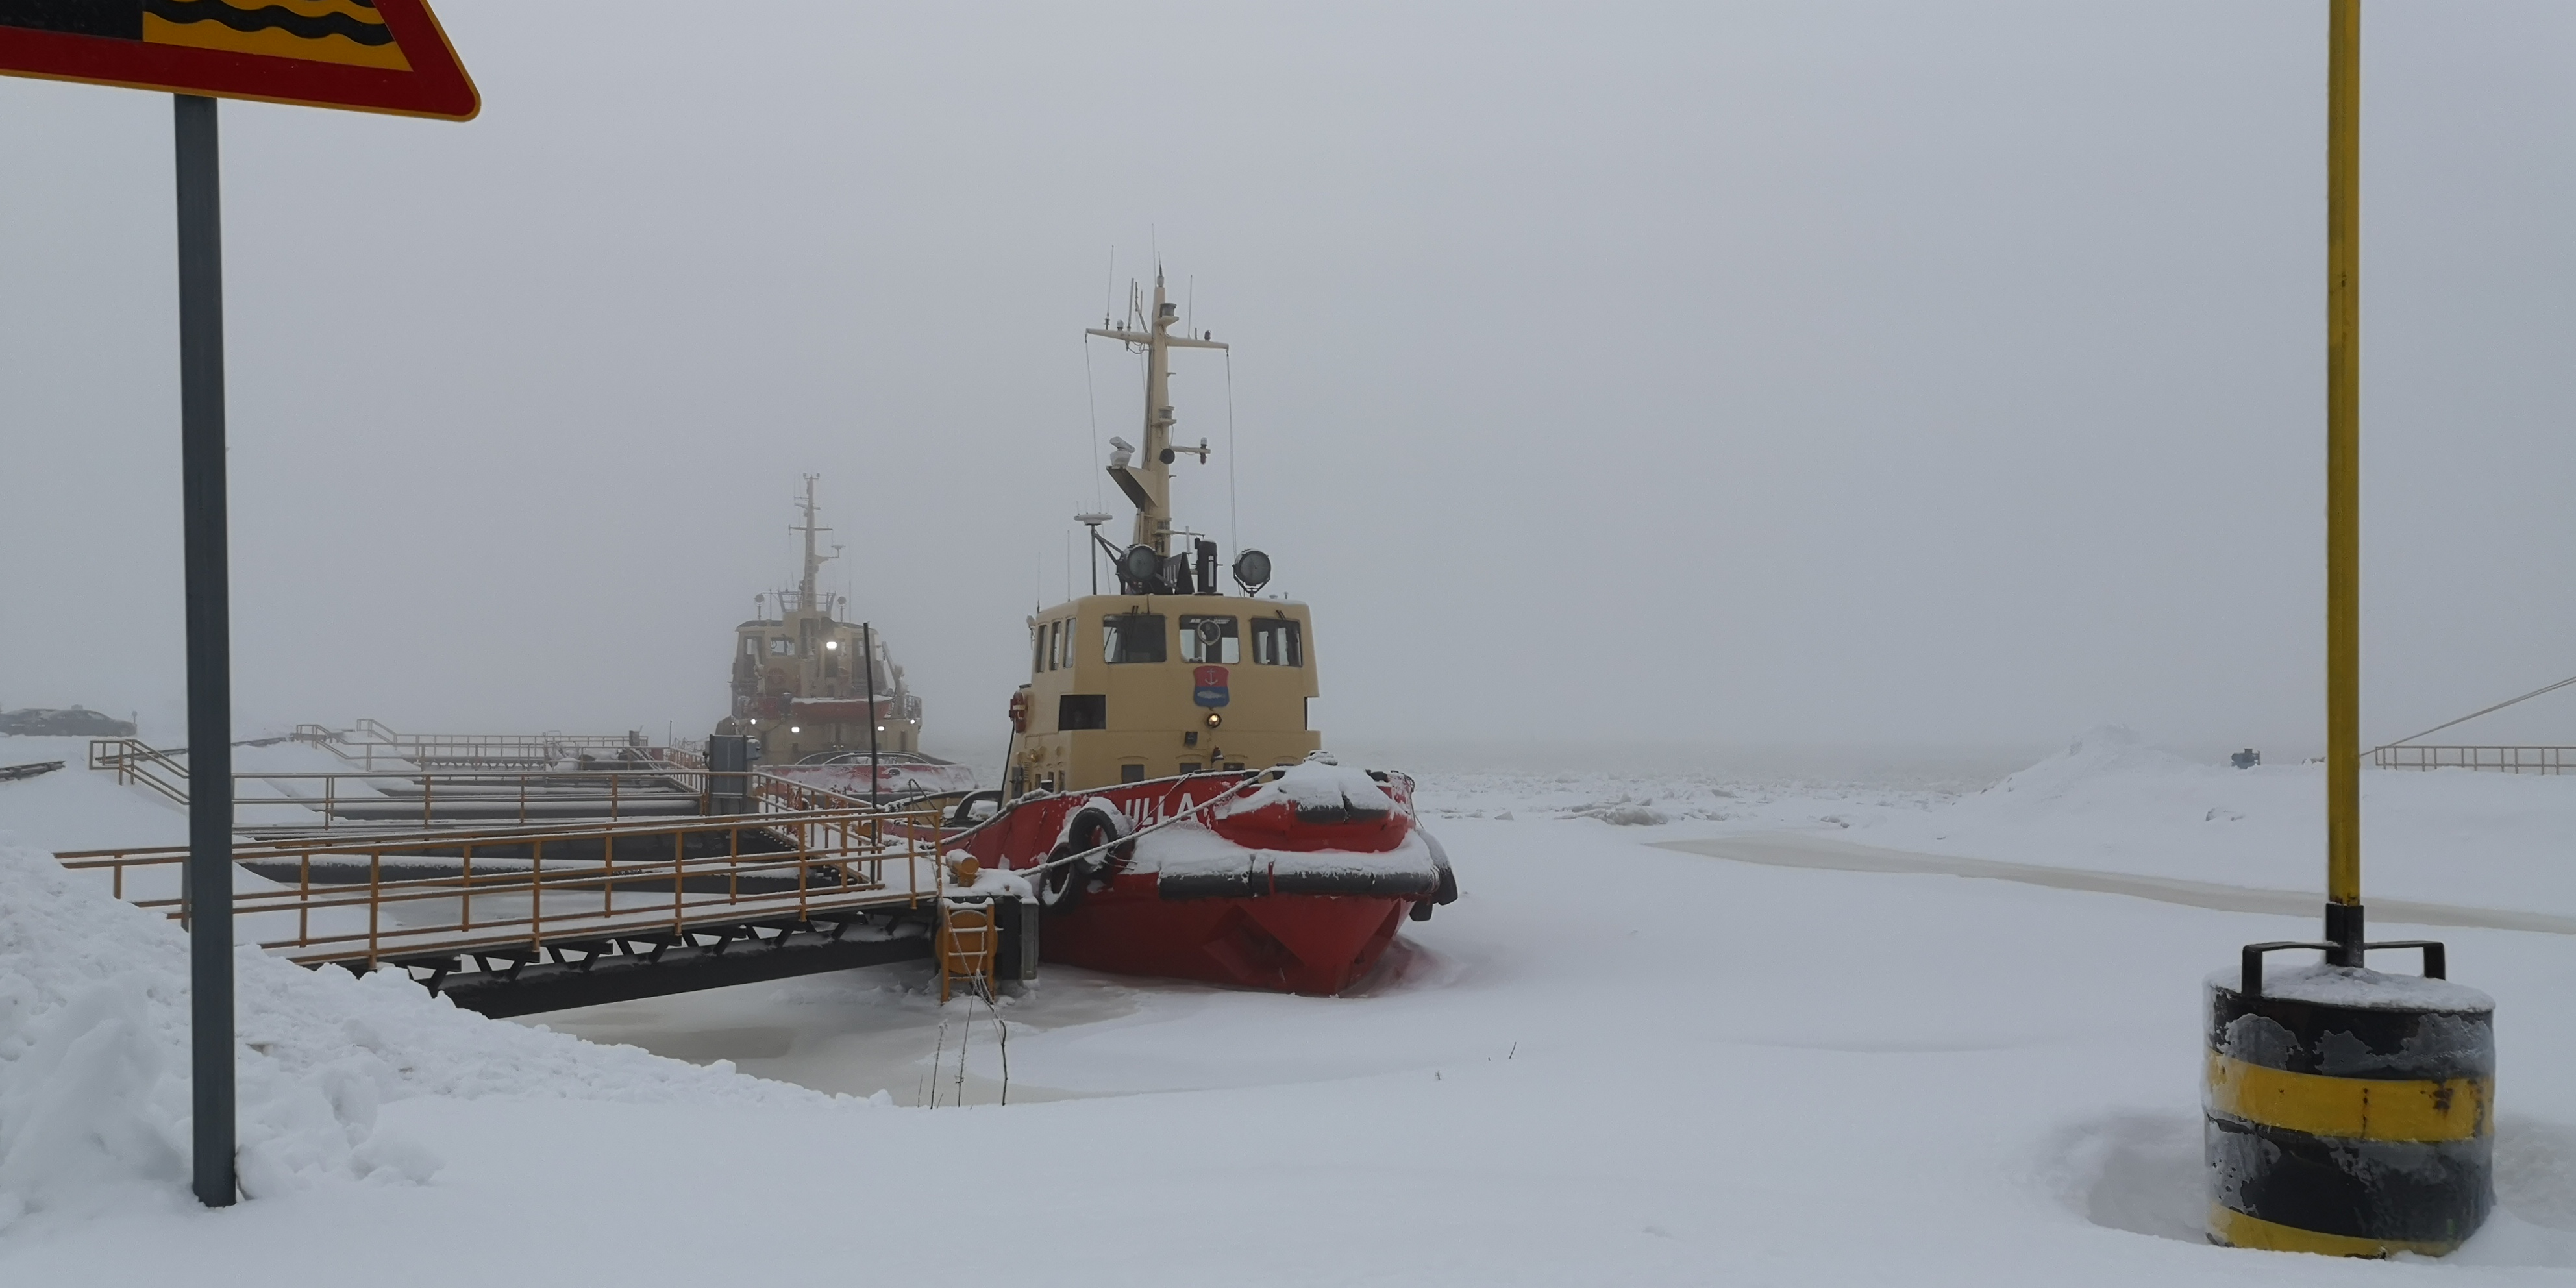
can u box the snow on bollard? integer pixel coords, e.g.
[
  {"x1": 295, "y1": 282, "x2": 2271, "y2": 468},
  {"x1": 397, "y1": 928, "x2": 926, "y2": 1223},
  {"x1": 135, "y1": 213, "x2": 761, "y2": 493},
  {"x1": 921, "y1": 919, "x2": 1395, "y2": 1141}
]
[{"x1": 2205, "y1": 953, "x2": 2494, "y2": 1256}]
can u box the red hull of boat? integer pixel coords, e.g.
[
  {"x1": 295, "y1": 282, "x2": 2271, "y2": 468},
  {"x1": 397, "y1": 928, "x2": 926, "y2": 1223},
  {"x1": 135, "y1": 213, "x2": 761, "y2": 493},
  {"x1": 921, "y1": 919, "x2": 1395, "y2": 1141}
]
[
  {"x1": 952, "y1": 767, "x2": 1444, "y2": 996},
  {"x1": 1041, "y1": 876, "x2": 1409, "y2": 995}
]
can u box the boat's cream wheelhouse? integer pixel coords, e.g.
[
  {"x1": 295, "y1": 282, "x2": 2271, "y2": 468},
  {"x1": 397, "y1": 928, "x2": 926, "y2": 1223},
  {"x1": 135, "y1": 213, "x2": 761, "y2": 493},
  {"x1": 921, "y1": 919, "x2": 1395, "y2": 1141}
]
[
  {"x1": 1011, "y1": 269, "x2": 1319, "y2": 795},
  {"x1": 1015, "y1": 593, "x2": 1318, "y2": 794}
]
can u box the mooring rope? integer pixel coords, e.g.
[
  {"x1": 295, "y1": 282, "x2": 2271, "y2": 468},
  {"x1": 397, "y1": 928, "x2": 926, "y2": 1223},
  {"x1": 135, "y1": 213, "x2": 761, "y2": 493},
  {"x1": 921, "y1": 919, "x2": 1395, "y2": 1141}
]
[
  {"x1": 1013, "y1": 777, "x2": 1266, "y2": 876},
  {"x1": 2373, "y1": 671, "x2": 2576, "y2": 752}
]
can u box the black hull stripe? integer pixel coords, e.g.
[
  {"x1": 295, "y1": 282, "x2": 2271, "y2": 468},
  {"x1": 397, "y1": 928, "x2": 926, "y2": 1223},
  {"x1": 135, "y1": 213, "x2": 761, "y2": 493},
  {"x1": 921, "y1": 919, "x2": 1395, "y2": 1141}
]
[
  {"x1": 142, "y1": 0, "x2": 393, "y2": 46},
  {"x1": 1159, "y1": 867, "x2": 1441, "y2": 901}
]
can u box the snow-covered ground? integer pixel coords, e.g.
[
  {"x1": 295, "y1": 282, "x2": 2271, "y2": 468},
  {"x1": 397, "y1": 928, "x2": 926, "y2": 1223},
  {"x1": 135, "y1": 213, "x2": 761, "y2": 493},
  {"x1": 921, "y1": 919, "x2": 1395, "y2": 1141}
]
[{"x1": 2, "y1": 730, "x2": 2573, "y2": 1283}]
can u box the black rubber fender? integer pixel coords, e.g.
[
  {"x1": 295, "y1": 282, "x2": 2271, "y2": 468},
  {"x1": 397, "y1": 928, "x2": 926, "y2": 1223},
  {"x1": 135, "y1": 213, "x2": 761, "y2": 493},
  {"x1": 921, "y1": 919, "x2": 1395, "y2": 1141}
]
[
  {"x1": 1039, "y1": 804, "x2": 1134, "y2": 914},
  {"x1": 1034, "y1": 845, "x2": 1091, "y2": 914},
  {"x1": 1411, "y1": 829, "x2": 1460, "y2": 921},
  {"x1": 946, "y1": 789, "x2": 1004, "y2": 827},
  {"x1": 1423, "y1": 829, "x2": 1459, "y2": 903}
]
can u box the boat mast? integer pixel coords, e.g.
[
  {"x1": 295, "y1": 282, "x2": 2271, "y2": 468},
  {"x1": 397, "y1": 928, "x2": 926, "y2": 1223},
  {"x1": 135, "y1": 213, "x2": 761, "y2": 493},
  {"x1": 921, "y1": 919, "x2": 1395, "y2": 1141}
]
[
  {"x1": 1087, "y1": 270, "x2": 1226, "y2": 552},
  {"x1": 793, "y1": 473, "x2": 834, "y2": 615}
]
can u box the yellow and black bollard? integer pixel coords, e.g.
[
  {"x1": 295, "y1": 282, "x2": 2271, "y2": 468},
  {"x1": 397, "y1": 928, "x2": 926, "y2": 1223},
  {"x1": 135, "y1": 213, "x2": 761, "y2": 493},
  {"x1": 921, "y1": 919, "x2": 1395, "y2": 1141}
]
[
  {"x1": 2207, "y1": 939, "x2": 2494, "y2": 1255},
  {"x1": 2211, "y1": 0, "x2": 2498, "y2": 1256}
]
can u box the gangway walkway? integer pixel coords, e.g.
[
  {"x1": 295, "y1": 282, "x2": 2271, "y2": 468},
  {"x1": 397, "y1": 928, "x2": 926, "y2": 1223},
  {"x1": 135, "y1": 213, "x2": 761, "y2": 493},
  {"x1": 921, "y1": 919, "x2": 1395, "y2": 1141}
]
[{"x1": 56, "y1": 806, "x2": 1029, "y2": 1017}]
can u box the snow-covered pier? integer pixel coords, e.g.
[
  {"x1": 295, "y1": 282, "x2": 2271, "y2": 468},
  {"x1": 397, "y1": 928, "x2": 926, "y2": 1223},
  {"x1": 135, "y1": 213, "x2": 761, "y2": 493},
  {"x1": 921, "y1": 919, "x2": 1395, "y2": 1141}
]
[{"x1": 56, "y1": 802, "x2": 1018, "y2": 1018}]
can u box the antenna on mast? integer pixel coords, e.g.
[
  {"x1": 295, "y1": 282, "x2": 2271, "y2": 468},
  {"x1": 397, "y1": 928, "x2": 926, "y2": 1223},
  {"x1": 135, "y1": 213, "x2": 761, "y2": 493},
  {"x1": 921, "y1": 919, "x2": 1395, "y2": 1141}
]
[{"x1": 1083, "y1": 269, "x2": 1228, "y2": 554}]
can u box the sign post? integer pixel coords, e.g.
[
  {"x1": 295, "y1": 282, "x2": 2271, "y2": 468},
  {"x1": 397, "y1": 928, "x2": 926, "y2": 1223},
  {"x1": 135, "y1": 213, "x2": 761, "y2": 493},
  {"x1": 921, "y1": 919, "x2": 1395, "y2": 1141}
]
[
  {"x1": 173, "y1": 89, "x2": 235, "y2": 1211},
  {"x1": 0, "y1": 0, "x2": 477, "y2": 1208}
]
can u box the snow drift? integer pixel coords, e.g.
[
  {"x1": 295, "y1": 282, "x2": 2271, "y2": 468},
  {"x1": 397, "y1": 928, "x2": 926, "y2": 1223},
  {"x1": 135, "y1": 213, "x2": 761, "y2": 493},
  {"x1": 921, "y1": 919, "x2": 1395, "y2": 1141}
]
[{"x1": 0, "y1": 839, "x2": 839, "y2": 1230}]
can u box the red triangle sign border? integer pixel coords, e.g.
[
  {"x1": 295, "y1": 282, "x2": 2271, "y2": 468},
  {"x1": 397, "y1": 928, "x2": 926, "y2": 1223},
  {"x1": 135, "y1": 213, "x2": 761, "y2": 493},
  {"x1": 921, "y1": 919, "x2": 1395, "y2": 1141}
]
[{"x1": 0, "y1": 0, "x2": 477, "y2": 121}]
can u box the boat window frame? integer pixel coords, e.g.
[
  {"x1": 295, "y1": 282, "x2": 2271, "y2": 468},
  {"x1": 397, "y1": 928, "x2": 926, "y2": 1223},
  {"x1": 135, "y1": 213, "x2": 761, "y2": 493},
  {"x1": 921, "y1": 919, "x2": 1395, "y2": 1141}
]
[
  {"x1": 1178, "y1": 614, "x2": 1241, "y2": 665},
  {"x1": 1102, "y1": 612, "x2": 1168, "y2": 665},
  {"x1": 1057, "y1": 693, "x2": 1106, "y2": 731},
  {"x1": 1250, "y1": 617, "x2": 1303, "y2": 667}
]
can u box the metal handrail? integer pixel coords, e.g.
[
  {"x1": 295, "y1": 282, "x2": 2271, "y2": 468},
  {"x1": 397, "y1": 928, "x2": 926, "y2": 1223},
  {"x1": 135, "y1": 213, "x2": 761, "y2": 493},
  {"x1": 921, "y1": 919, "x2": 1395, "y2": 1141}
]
[
  {"x1": 90, "y1": 740, "x2": 717, "y2": 829},
  {"x1": 58, "y1": 806, "x2": 945, "y2": 970},
  {"x1": 293, "y1": 720, "x2": 660, "y2": 772},
  {"x1": 2373, "y1": 745, "x2": 2576, "y2": 774},
  {"x1": 88, "y1": 737, "x2": 190, "y2": 805}
]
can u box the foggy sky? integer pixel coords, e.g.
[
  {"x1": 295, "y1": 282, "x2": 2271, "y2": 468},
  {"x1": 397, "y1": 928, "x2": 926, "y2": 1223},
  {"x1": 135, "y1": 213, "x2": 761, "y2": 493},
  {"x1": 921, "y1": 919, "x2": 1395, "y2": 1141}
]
[{"x1": 6, "y1": 1, "x2": 2576, "y2": 763}]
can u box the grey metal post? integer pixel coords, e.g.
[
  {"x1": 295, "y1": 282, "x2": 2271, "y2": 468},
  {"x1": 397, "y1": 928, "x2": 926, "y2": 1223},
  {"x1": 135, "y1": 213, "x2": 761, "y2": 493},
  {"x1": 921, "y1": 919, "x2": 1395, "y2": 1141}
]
[
  {"x1": 862, "y1": 622, "x2": 880, "y2": 810},
  {"x1": 174, "y1": 93, "x2": 236, "y2": 1209}
]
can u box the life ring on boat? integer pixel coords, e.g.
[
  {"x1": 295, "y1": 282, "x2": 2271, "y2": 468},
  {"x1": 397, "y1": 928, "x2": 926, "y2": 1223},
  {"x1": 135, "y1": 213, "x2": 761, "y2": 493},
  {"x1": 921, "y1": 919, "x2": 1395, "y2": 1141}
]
[
  {"x1": 1008, "y1": 689, "x2": 1030, "y2": 734},
  {"x1": 1037, "y1": 804, "x2": 1134, "y2": 913}
]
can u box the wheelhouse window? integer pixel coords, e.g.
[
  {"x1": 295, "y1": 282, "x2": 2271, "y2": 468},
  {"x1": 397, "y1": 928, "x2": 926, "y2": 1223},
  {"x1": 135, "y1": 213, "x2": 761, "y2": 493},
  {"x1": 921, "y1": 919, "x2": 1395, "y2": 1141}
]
[
  {"x1": 1180, "y1": 615, "x2": 1240, "y2": 664},
  {"x1": 1058, "y1": 694, "x2": 1106, "y2": 730},
  {"x1": 1102, "y1": 613, "x2": 1167, "y2": 664},
  {"x1": 769, "y1": 637, "x2": 794, "y2": 656},
  {"x1": 1031, "y1": 624, "x2": 1045, "y2": 675},
  {"x1": 1251, "y1": 618, "x2": 1303, "y2": 667}
]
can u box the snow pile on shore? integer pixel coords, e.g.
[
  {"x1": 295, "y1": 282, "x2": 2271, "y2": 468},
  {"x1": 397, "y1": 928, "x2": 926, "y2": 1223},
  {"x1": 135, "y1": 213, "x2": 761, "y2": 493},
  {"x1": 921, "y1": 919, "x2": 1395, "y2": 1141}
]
[
  {"x1": 1850, "y1": 726, "x2": 2576, "y2": 915},
  {"x1": 1964, "y1": 726, "x2": 2211, "y2": 802},
  {"x1": 0, "y1": 840, "x2": 834, "y2": 1232},
  {"x1": 1876, "y1": 726, "x2": 2245, "y2": 853}
]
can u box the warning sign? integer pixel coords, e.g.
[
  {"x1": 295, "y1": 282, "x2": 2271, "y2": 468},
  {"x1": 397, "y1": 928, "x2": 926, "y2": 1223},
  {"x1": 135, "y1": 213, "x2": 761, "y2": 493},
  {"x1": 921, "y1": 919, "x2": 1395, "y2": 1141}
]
[{"x1": 0, "y1": 0, "x2": 475, "y2": 119}]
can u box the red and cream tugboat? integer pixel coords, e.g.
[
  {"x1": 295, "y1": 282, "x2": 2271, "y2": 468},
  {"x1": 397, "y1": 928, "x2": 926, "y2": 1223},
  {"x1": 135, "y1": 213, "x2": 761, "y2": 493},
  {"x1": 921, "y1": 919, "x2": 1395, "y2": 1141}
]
[{"x1": 952, "y1": 272, "x2": 1455, "y2": 995}]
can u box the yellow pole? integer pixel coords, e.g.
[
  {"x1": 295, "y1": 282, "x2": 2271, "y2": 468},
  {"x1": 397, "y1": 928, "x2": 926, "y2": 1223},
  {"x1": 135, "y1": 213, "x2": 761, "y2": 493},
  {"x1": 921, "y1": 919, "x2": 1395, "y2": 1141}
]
[{"x1": 2325, "y1": 1, "x2": 2363, "y2": 930}]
